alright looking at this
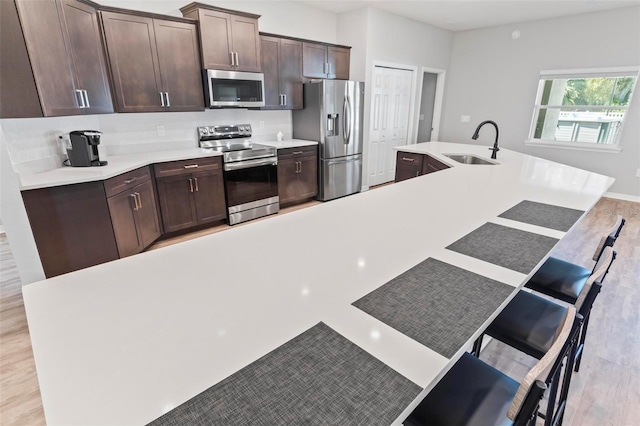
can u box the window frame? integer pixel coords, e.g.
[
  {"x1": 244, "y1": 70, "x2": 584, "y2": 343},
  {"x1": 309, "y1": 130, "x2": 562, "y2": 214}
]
[{"x1": 525, "y1": 66, "x2": 639, "y2": 153}]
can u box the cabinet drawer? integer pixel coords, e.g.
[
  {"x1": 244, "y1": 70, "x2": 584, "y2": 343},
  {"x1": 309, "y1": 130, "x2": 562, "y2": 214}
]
[
  {"x1": 104, "y1": 166, "x2": 152, "y2": 197},
  {"x1": 154, "y1": 156, "x2": 222, "y2": 178},
  {"x1": 278, "y1": 145, "x2": 317, "y2": 160},
  {"x1": 396, "y1": 152, "x2": 424, "y2": 167}
]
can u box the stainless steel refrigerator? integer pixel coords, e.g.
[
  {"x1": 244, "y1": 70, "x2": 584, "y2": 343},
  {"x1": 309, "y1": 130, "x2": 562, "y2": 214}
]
[{"x1": 292, "y1": 80, "x2": 364, "y2": 201}]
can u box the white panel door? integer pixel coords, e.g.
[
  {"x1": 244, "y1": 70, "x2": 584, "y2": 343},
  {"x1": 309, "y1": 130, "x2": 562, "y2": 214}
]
[{"x1": 368, "y1": 66, "x2": 413, "y2": 187}]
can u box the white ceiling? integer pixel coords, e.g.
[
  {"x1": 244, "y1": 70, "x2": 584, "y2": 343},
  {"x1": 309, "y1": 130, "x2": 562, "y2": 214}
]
[{"x1": 294, "y1": 0, "x2": 640, "y2": 31}]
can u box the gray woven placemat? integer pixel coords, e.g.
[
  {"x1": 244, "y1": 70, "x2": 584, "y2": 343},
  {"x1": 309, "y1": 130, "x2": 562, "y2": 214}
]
[
  {"x1": 148, "y1": 322, "x2": 421, "y2": 426},
  {"x1": 498, "y1": 200, "x2": 585, "y2": 232},
  {"x1": 352, "y1": 258, "x2": 514, "y2": 358},
  {"x1": 446, "y1": 222, "x2": 559, "y2": 274}
]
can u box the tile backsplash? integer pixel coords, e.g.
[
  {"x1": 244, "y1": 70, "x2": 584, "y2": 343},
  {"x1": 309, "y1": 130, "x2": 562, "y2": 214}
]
[{"x1": 1, "y1": 109, "x2": 292, "y2": 174}]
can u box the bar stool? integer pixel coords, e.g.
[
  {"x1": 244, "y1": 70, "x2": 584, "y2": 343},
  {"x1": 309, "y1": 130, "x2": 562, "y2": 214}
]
[
  {"x1": 404, "y1": 306, "x2": 576, "y2": 426},
  {"x1": 525, "y1": 214, "x2": 624, "y2": 305},
  {"x1": 473, "y1": 246, "x2": 616, "y2": 424}
]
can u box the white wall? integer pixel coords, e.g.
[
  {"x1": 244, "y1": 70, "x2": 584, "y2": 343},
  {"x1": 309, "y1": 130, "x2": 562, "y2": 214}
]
[
  {"x1": 337, "y1": 8, "x2": 453, "y2": 189},
  {"x1": 440, "y1": 7, "x2": 640, "y2": 197}
]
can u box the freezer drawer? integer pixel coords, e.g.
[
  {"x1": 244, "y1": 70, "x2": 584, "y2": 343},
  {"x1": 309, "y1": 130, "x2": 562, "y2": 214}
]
[{"x1": 319, "y1": 154, "x2": 362, "y2": 201}]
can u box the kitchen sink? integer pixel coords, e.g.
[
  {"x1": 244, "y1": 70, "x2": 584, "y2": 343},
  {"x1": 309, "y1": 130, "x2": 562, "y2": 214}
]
[{"x1": 443, "y1": 154, "x2": 498, "y2": 165}]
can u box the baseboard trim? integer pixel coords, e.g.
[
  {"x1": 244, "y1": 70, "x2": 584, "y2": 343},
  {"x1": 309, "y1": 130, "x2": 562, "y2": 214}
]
[{"x1": 603, "y1": 192, "x2": 640, "y2": 203}]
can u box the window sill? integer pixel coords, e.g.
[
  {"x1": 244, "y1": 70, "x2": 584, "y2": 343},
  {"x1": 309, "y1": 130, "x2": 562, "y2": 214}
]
[{"x1": 524, "y1": 139, "x2": 622, "y2": 153}]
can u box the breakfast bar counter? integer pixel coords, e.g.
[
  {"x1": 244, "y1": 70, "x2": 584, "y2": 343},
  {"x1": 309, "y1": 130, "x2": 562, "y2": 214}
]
[{"x1": 22, "y1": 142, "x2": 614, "y2": 425}]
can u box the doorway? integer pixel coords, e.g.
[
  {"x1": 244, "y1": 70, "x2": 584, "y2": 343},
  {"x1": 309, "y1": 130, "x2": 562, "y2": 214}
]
[
  {"x1": 368, "y1": 66, "x2": 414, "y2": 187},
  {"x1": 415, "y1": 67, "x2": 446, "y2": 143}
]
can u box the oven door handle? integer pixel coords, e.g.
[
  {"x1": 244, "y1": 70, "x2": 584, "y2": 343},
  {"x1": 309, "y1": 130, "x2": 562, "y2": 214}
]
[{"x1": 224, "y1": 157, "x2": 278, "y2": 171}]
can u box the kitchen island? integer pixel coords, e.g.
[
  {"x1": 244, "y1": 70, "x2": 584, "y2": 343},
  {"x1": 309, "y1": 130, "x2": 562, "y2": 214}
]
[{"x1": 22, "y1": 142, "x2": 614, "y2": 425}]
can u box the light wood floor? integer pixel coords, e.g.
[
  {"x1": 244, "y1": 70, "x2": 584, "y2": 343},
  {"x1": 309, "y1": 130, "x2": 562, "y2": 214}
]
[{"x1": 0, "y1": 197, "x2": 638, "y2": 425}]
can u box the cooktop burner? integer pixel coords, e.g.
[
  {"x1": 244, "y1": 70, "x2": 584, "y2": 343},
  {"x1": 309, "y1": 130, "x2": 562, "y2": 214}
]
[{"x1": 197, "y1": 124, "x2": 276, "y2": 162}]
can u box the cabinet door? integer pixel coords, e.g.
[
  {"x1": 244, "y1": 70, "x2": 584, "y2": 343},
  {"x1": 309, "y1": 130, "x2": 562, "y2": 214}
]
[
  {"x1": 156, "y1": 175, "x2": 198, "y2": 232},
  {"x1": 230, "y1": 15, "x2": 261, "y2": 72},
  {"x1": 302, "y1": 42, "x2": 328, "y2": 79},
  {"x1": 260, "y1": 35, "x2": 281, "y2": 109},
  {"x1": 0, "y1": 0, "x2": 43, "y2": 118},
  {"x1": 280, "y1": 39, "x2": 303, "y2": 110},
  {"x1": 328, "y1": 46, "x2": 350, "y2": 80},
  {"x1": 153, "y1": 19, "x2": 204, "y2": 112},
  {"x1": 15, "y1": 0, "x2": 80, "y2": 116},
  {"x1": 277, "y1": 157, "x2": 299, "y2": 205},
  {"x1": 394, "y1": 164, "x2": 422, "y2": 182},
  {"x1": 133, "y1": 180, "x2": 162, "y2": 248},
  {"x1": 57, "y1": 0, "x2": 113, "y2": 115},
  {"x1": 197, "y1": 9, "x2": 233, "y2": 70},
  {"x1": 101, "y1": 11, "x2": 164, "y2": 112},
  {"x1": 192, "y1": 170, "x2": 227, "y2": 224},
  {"x1": 108, "y1": 190, "x2": 143, "y2": 258},
  {"x1": 297, "y1": 154, "x2": 318, "y2": 200}
]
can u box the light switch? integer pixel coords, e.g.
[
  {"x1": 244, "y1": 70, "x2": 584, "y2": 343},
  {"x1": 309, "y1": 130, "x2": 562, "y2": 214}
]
[
  {"x1": 636, "y1": 168, "x2": 640, "y2": 178},
  {"x1": 461, "y1": 115, "x2": 470, "y2": 123},
  {"x1": 156, "y1": 125, "x2": 165, "y2": 136}
]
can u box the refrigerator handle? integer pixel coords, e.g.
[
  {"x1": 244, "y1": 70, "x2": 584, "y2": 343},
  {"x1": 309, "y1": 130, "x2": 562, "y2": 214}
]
[{"x1": 343, "y1": 95, "x2": 352, "y2": 144}]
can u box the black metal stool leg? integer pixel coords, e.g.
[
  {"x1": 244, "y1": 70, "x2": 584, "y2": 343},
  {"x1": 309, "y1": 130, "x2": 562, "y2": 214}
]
[
  {"x1": 574, "y1": 312, "x2": 591, "y2": 372},
  {"x1": 471, "y1": 334, "x2": 483, "y2": 357}
]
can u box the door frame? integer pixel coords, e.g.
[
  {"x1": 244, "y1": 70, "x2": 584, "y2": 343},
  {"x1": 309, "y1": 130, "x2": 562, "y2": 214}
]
[
  {"x1": 414, "y1": 66, "x2": 446, "y2": 143},
  {"x1": 364, "y1": 61, "x2": 418, "y2": 190}
]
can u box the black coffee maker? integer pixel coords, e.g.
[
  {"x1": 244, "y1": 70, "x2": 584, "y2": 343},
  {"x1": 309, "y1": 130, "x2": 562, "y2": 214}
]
[{"x1": 67, "y1": 130, "x2": 108, "y2": 167}]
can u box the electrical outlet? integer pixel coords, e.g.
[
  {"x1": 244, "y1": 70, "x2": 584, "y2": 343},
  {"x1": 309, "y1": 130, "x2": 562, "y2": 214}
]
[
  {"x1": 259, "y1": 121, "x2": 265, "y2": 129},
  {"x1": 636, "y1": 168, "x2": 640, "y2": 178},
  {"x1": 156, "y1": 125, "x2": 165, "y2": 136},
  {"x1": 461, "y1": 115, "x2": 470, "y2": 123},
  {"x1": 419, "y1": 114, "x2": 425, "y2": 121}
]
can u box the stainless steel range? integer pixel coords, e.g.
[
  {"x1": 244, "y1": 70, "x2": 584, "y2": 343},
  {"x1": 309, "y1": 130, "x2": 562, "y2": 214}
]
[{"x1": 198, "y1": 124, "x2": 279, "y2": 225}]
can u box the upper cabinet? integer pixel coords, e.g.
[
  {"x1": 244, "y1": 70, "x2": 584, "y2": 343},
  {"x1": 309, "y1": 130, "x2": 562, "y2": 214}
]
[
  {"x1": 302, "y1": 42, "x2": 350, "y2": 80},
  {"x1": 181, "y1": 3, "x2": 261, "y2": 73},
  {"x1": 1, "y1": 0, "x2": 113, "y2": 118},
  {"x1": 260, "y1": 35, "x2": 303, "y2": 110},
  {"x1": 101, "y1": 11, "x2": 204, "y2": 113}
]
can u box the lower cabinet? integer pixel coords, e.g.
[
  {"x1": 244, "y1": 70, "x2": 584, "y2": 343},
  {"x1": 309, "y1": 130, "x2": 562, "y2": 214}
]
[
  {"x1": 107, "y1": 178, "x2": 161, "y2": 258},
  {"x1": 154, "y1": 156, "x2": 226, "y2": 232},
  {"x1": 394, "y1": 151, "x2": 450, "y2": 182},
  {"x1": 277, "y1": 146, "x2": 318, "y2": 206}
]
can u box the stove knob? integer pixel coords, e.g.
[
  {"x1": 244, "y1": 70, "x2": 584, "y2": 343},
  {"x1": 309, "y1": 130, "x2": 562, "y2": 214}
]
[
  {"x1": 200, "y1": 128, "x2": 209, "y2": 135},
  {"x1": 209, "y1": 127, "x2": 216, "y2": 133}
]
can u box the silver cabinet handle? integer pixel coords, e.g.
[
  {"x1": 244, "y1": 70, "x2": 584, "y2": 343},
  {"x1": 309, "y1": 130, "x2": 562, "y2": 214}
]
[
  {"x1": 402, "y1": 157, "x2": 415, "y2": 162},
  {"x1": 183, "y1": 164, "x2": 199, "y2": 169},
  {"x1": 124, "y1": 177, "x2": 137, "y2": 184},
  {"x1": 165, "y1": 92, "x2": 170, "y2": 107},
  {"x1": 130, "y1": 193, "x2": 139, "y2": 210},
  {"x1": 328, "y1": 62, "x2": 332, "y2": 76},
  {"x1": 194, "y1": 177, "x2": 199, "y2": 192},
  {"x1": 75, "y1": 89, "x2": 86, "y2": 108},
  {"x1": 293, "y1": 151, "x2": 303, "y2": 155},
  {"x1": 189, "y1": 178, "x2": 194, "y2": 193},
  {"x1": 83, "y1": 90, "x2": 90, "y2": 108},
  {"x1": 135, "y1": 192, "x2": 142, "y2": 209},
  {"x1": 234, "y1": 52, "x2": 239, "y2": 67},
  {"x1": 230, "y1": 51, "x2": 235, "y2": 66},
  {"x1": 283, "y1": 94, "x2": 287, "y2": 106},
  {"x1": 160, "y1": 92, "x2": 165, "y2": 107},
  {"x1": 415, "y1": 171, "x2": 420, "y2": 177}
]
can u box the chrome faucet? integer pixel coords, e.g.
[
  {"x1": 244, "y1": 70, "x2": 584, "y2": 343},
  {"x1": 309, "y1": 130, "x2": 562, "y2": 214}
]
[{"x1": 471, "y1": 120, "x2": 500, "y2": 159}]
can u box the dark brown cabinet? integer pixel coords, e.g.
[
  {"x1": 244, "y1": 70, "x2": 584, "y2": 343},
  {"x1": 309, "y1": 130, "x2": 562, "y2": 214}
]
[
  {"x1": 302, "y1": 42, "x2": 350, "y2": 80},
  {"x1": 1, "y1": 0, "x2": 113, "y2": 118},
  {"x1": 394, "y1": 151, "x2": 450, "y2": 182},
  {"x1": 22, "y1": 181, "x2": 120, "y2": 278},
  {"x1": 181, "y1": 3, "x2": 261, "y2": 72},
  {"x1": 260, "y1": 35, "x2": 303, "y2": 110},
  {"x1": 277, "y1": 146, "x2": 318, "y2": 206},
  {"x1": 154, "y1": 157, "x2": 226, "y2": 233},
  {"x1": 101, "y1": 11, "x2": 203, "y2": 113},
  {"x1": 105, "y1": 167, "x2": 161, "y2": 258}
]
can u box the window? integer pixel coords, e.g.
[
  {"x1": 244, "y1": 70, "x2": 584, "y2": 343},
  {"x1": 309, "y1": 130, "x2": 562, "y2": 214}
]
[{"x1": 527, "y1": 67, "x2": 638, "y2": 152}]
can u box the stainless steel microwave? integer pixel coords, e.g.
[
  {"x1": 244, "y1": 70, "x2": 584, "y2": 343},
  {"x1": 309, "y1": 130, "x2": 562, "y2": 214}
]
[{"x1": 205, "y1": 69, "x2": 265, "y2": 108}]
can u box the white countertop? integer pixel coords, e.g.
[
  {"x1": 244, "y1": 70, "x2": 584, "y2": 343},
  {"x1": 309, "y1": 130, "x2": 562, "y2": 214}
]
[
  {"x1": 18, "y1": 139, "x2": 317, "y2": 191},
  {"x1": 22, "y1": 142, "x2": 614, "y2": 425}
]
